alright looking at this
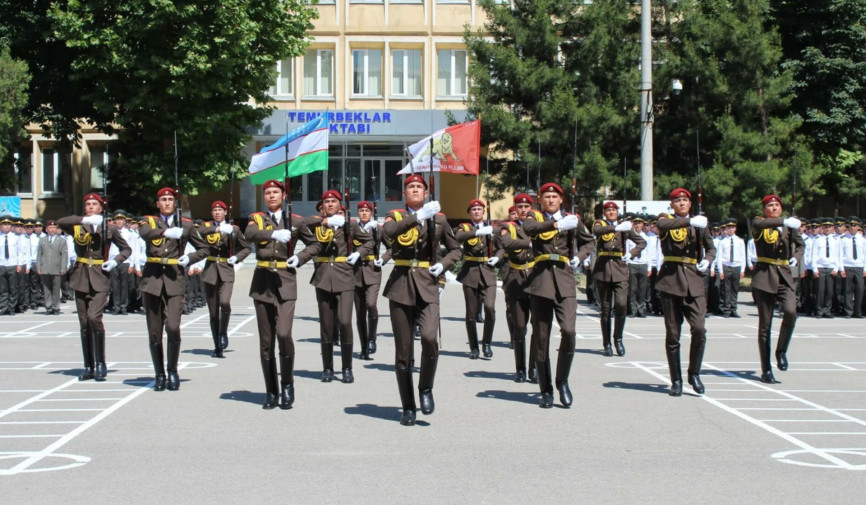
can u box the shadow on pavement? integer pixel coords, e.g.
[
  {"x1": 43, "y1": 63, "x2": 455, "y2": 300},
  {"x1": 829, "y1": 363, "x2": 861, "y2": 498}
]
[
  {"x1": 476, "y1": 389, "x2": 538, "y2": 405},
  {"x1": 464, "y1": 370, "x2": 515, "y2": 381},
  {"x1": 220, "y1": 389, "x2": 264, "y2": 405},
  {"x1": 576, "y1": 348, "x2": 606, "y2": 356},
  {"x1": 344, "y1": 403, "x2": 401, "y2": 422},
  {"x1": 603, "y1": 381, "x2": 670, "y2": 394}
]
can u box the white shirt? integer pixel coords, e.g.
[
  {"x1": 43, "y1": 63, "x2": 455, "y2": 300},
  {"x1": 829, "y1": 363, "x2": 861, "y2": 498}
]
[{"x1": 715, "y1": 234, "x2": 746, "y2": 274}]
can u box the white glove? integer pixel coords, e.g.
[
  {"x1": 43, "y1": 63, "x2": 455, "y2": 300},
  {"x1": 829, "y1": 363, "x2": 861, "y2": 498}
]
[
  {"x1": 218, "y1": 222, "x2": 233, "y2": 235},
  {"x1": 615, "y1": 221, "x2": 632, "y2": 232},
  {"x1": 82, "y1": 215, "x2": 103, "y2": 226},
  {"x1": 487, "y1": 257, "x2": 500, "y2": 267},
  {"x1": 569, "y1": 256, "x2": 581, "y2": 269},
  {"x1": 690, "y1": 215, "x2": 708, "y2": 229},
  {"x1": 373, "y1": 258, "x2": 384, "y2": 268},
  {"x1": 623, "y1": 253, "x2": 632, "y2": 262},
  {"x1": 164, "y1": 227, "x2": 184, "y2": 239},
  {"x1": 583, "y1": 257, "x2": 591, "y2": 268},
  {"x1": 784, "y1": 217, "x2": 801, "y2": 229},
  {"x1": 177, "y1": 255, "x2": 190, "y2": 267},
  {"x1": 286, "y1": 255, "x2": 299, "y2": 269},
  {"x1": 475, "y1": 225, "x2": 494, "y2": 237},
  {"x1": 363, "y1": 221, "x2": 377, "y2": 233},
  {"x1": 557, "y1": 214, "x2": 579, "y2": 232},
  {"x1": 428, "y1": 263, "x2": 444, "y2": 277},
  {"x1": 438, "y1": 287, "x2": 444, "y2": 299},
  {"x1": 227, "y1": 256, "x2": 238, "y2": 265},
  {"x1": 327, "y1": 214, "x2": 345, "y2": 228},
  {"x1": 271, "y1": 229, "x2": 292, "y2": 243},
  {"x1": 415, "y1": 201, "x2": 441, "y2": 221},
  {"x1": 346, "y1": 252, "x2": 361, "y2": 265},
  {"x1": 101, "y1": 260, "x2": 117, "y2": 272},
  {"x1": 789, "y1": 257, "x2": 798, "y2": 268},
  {"x1": 696, "y1": 259, "x2": 710, "y2": 272},
  {"x1": 551, "y1": 211, "x2": 563, "y2": 221}
]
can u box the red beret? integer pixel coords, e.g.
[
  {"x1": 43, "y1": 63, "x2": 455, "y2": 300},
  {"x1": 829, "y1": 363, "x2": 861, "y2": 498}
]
[
  {"x1": 404, "y1": 174, "x2": 428, "y2": 189},
  {"x1": 156, "y1": 187, "x2": 177, "y2": 199},
  {"x1": 467, "y1": 199, "x2": 485, "y2": 212},
  {"x1": 46, "y1": 220, "x2": 58, "y2": 227},
  {"x1": 262, "y1": 180, "x2": 284, "y2": 192},
  {"x1": 603, "y1": 201, "x2": 619, "y2": 210},
  {"x1": 321, "y1": 189, "x2": 342, "y2": 201},
  {"x1": 84, "y1": 193, "x2": 106, "y2": 205},
  {"x1": 508, "y1": 205, "x2": 516, "y2": 214},
  {"x1": 762, "y1": 194, "x2": 782, "y2": 207},
  {"x1": 539, "y1": 182, "x2": 564, "y2": 196},
  {"x1": 357, "y1": 201, "x2": 373, "y2": 210},
  {"x1": 211, "y1": 200, "x2": 228, "y2": 210},
  {"x1": 514, "y1": 193, "x2": 534, "y2": 205},
  {"x1": 669, "y1": 187, "x2": 692, "y2": 200}
]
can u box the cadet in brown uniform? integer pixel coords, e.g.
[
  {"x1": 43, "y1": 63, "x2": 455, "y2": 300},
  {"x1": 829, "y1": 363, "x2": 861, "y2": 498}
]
[
  {"x1": 245, "y1": 180, "x2": 317, "y2": 410},
  {"x1": 499, "y1": 193, "x2": 537, "y2": 382},
  {"x1": 354, "y1": 200, "x2": 390, "y2": 359},
  {"x1": 57, "y1": 193, "x2": 131, "y2": 381},
  {"x1": 138, "y1": 187, "x2": 210, "y2": 391},
  {"x1": 199, "y1": 200, "x2": 251, "y2": 358},
  {"x1": 300, "y1": 190, "x2": 373, "y2": 383},
  {"x1": 522, "y1": 183, "x2": 595, "y2": 408},
  {"x1": 751, "y1": 194, "x2": 804, "y2": 383},
  {"x1": 655, "y1": 187, "x2": 716, "y2": 396},
  {"x1": 382, "y1": 174, "x2": 461, "y2": 426},
  {"x1": 454, "y1": 198, "x2": 503, "y2": 359},
  {"x1": 591, "y1": 201, "x2": 646, "y2": 357}
]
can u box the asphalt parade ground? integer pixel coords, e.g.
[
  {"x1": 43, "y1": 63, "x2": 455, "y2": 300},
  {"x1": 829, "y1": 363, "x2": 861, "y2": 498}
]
[{"x1": 1, "y1": 261, "x2": 865, "y2": 504}]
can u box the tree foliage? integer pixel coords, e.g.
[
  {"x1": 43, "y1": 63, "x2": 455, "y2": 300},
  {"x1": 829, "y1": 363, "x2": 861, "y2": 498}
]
[{"x1": 0, "y1": 45, "x2": 30, "y2": 193}]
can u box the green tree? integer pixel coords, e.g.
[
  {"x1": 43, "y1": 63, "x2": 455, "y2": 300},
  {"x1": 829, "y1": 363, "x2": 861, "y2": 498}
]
[{"x1": 0, "y1": 45, "x2": 30, "y2": 194}]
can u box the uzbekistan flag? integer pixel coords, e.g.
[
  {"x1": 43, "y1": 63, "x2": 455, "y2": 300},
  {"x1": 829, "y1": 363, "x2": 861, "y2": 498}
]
[
  {"x1": 398, "y1": 119, "x2": 480, "y2": 175},
  {"x1": 248, "y1": 113, "x2": 329, "y2": 184}
]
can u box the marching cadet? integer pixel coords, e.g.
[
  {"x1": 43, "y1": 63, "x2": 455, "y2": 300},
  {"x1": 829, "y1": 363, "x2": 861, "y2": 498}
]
[
  {"x1": 354, "y1": 200, "x2": 389, "y2": 359},
  {"x1": 522, "y1": 182, "x2": 595, "y2": 408},
  {"x1": 36, "y1": 219, "x2": 68, "y2": 315},
  {"x1": 627, "y1": 214, "x2": 652, "y2": 318},
  {"x1": 382, "y1": 174, "x2": 461, "y2": 426},
  {"x1": 750, "y1": 195, "x2": 804, "y2": 383},
  {"x1": 839, "y1": 217, "x2": 865, "y2": 318},
  {"x1": 138, "y1": 188, "x2": 210, "y2": 392},
  {"x1": 454, "y1": 199, "x2": 502, "y2": 359},
  {"x1": 810, "y1": 217, "x2": 840, "y2": 318},
  {"x1": 57, "y1": 193, "x2": 131, "y2": 381},
  {"x1": 499, "y1": 193, "x2": 538, "y2": 382},
  {"x1": 655, "y1": 188, "x2": 716, "y2": 397},
  {"x1": 301, "y1": 189, "x2": 373, "y2": 384},
  {"x1": 245, "y1": 180, "x2": 317, "y2": 410},
  {"x1": 592, "y1": 202, "x2": 645, "y2": 357},
  {"x1": 0, "y1": 216, "x2": 26, "y2": 315},
  {"x1": 198, "y1": 200, "x2": 250, "y2": 358},
  {"x1": 715, "y1": 219, "x2": 746, "y2": 318}
]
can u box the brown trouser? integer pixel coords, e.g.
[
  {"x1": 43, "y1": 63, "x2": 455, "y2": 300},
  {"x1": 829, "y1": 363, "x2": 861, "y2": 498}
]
[
  {"x1": 204, "y1": 279, "x2": 233, "y2": 321},
  {"x1": 390, "y1": 298, "x2": 439, "y2": 370},
  {"x1": 530, "y1": 294, "x2": 576, "y2": 362},
  {"x1": 316, "y1": 289, "x2": 354, "y2": 345},
  {"x1": 254, "y1": 298, "x2": 296, "y2": 360},
  {"x1": 143, "y1": 291, "x2": 184, "y2": 346},
  {"x1": 660, "y1": 292, "x2": 707, "y2": 375}
]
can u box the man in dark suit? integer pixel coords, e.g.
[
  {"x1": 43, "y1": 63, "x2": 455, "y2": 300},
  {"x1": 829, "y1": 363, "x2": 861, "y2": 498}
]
[
  {"x1": 751, "y1": 195, "x2": 805, "y2": 383},
  {"x1": 655, "y1": 188, "x2": 716, "y2": 397},
  {"x1": 37, "y1": 220, "x2": 68, "y2": 314},
  {"x1": 138, "y1": 187, "x2": 210, "y2": 391}
]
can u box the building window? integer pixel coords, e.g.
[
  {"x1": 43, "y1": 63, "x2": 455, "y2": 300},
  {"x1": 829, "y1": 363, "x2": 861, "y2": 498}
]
[
  {"x1": 41, "y1": 148, "x2": 64, "y2": 194},
  {"x1": 14, "y1": 146, "x2": 32, "y2": 194},
  {"x1": 269, "y1": 58, "x2": 294, "y2": 98},
  {"x1": 89, "y1": 145, "x2": 117, "y2": 192},
  {"x1": 304, "y1": 49, "x2": 334, "y2": 97},
  {"x1": 437, "y1": 49, "x2": 468, "y2": 97},
  {"x1": 392, "y1": 49, "x2": 422, "y2": 98},
  {"x1": 352, "y1": 49, "x2": 382, "y2": 97}
]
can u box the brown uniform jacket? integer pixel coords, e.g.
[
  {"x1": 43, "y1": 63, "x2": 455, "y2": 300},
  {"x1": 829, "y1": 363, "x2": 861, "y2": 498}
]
[
  {"x1": 353, "y1": 220, "x2": 392, "y2": 287},
  {"x1": 57, "y1": 215, "x2": 132, "y2": 293},
  {"x1": 139, "y1": 215, "x2": 210, "y2": 297},
  {"x1": 197, "y1": 222, "x2": 252, "y2": 285},
  {"x1": 453, "y1": 221, "x2": 504, "y2": 289},
  {"x1": 750, "y1": 216, "x2": 805, "y2": 293},
  {"x1": 245, "y1": 211, "x2": 317, "y2": 303},
  {"x1": 300, "y1": 216, "x2": 374, "y2": 293},
  {"x1": 522, "y1": 210, "x2": 595, "y2": 300},
  {"x1": 655, "y1": 214, "x2": 717, "y2": 297},
  {"x1": 382, "y1": 209, "x2": 461, "y2": 305},
  {"x1": 591, "y1": 219, "x2": 647, "y2": 282},
  {"x1": 499, "y1": 220, "x2": 535, "y2": 297}
]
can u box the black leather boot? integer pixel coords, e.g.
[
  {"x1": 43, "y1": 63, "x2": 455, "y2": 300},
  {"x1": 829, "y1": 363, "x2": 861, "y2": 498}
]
[
  {"x1": 466, "y1": 320, "x2": 480, "y2": 359},
  {"x1": 260, "y1": 358, "x2": 279, "y2": 409},
  {"x1": 367, "y1": 315, "x2": 378, "y2": 355},
  {"x1": 321, "y1": 341, "x2": 334, "y2": 382},
  {"x1": 79, "y1": 329, "x2": 94, "y2": 380},
  {"x1": 513, "y1": 337, "x2": 527, "y2": 383},
  {"x1": 219, "y1": 311, "x2": 230, "y2": 350},
  {"x1": 149, "y1": 343, "x2": 166, "y2": 391},
  {"x1": 209, "y1": 318, "x2": 223, "y2": 358},
  {"x1": 613, "y1": 316, "x2": 626, "y2": 356},
  {"x1": 340, "y1": 344, "x2": 354, "y2": 383},
  {"x1": 666, "y1": 347, "x2": 682, "y2": 397},
  {"x1": 357, "y1": 313, "x2": 370, "y2": 360},
  {"x1": 687, "y1": 339, "x2": 706, "y2": 394},
  {"x1": 396, "y1": 367, "x2": 416, "y2": 425},
  {"x1": 555, "y1": 351, "x2": 575, "y2": 408},
  {"x1": 166, "y1": 341, "x2": 181, "y2": 391},
  {"x1": 758, "y1": 333, "x2": 776, "y2": 383},
  {"x1": 92, "y1": 329, "x2": 107, "y2": 381},
  {"x1": 537, "y1": 359, "x2": 554, "y2": 408},
  {"x1": 279, "y1": 355, "x2": 294, "y2": 409},
  {"x1": 481, "y1": 316, "x2": 494, "y2": 358},
  {"x1": 418, "y1": 355, "x2": 438, "y2": 415},
  {"x1": 601, "y1": 317, "x2": 613, "y2": 356},
  {"x1": 78, "y1": 367, "x2": 95, "y2": 381},
  {"x1": 776, "y1": 325, "x2": 793, "y2": 371}
]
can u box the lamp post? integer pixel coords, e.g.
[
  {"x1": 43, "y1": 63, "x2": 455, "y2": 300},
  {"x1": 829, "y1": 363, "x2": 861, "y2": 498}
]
[{"x1": 639, "y1": 0, "x2": 653, "y2": 200}]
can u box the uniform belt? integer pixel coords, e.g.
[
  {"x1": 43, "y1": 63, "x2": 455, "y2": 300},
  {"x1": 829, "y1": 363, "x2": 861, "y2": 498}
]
[
  {"x1": 363, "y1": 255, "x2": 376, "y2": 261},
  {"x1": 508, "y1": 261, "x2": 535, "y2": 270},
  {"x1": 464, "y1": 256, "x2": 489, "y2": 262},
  {"x1": 393, "y1": 259, "x2": 431, "y2": 268},
  {"x1": 207, "y1": 256, "x2": 229, "y2": 263},
  {"x1": 256, "y1": 260, "x2": 287, "y2": 269},
  {"x1": 535, "y1": 254, "x2": 569, "y2": 264},
  {"x1": 146, "y1": 257, "x2": 179, "y2": 265},
  {"x1": 77, "y1": 257, "x2": 105, "y2": 266},
  {"x1": 315, "y1": 256, "x2": 348, "y2": 264},
  {"x1": 597, "y1": 251, "x2": 624, "y2": 258},
  {"x1": 663, "y1": 256, "x2": 698, "y2": 265},
  {"x1": 757, "y1": 257, "x2": 788, "y2": 266}
]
